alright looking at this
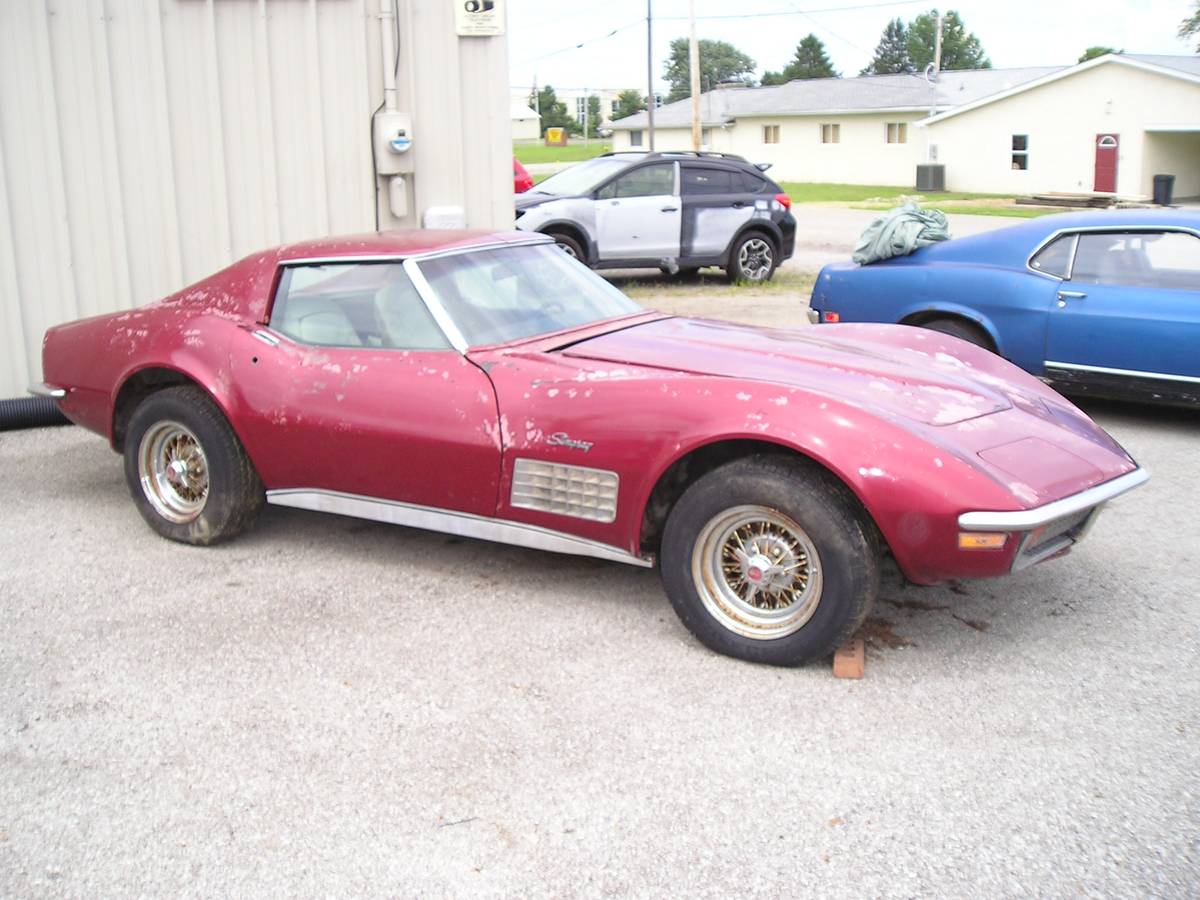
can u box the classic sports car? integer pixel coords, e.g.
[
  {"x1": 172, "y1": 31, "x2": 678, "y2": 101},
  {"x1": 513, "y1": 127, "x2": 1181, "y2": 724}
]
[
  {"x1": 34, "y1": 231, "x2": 1147, "y2": 666},
  {"x1": 809, "y1": 210, "x2": 1200, "y2": 408}
]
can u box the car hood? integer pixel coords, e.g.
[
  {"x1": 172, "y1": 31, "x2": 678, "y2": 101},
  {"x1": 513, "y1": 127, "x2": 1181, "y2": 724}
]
[
  {"x1": 514, "y1": 190, "x2": 579, "y2": 211},
  {"x1": 561, "y1": 318, "x2": 1018, "y2": 426}
]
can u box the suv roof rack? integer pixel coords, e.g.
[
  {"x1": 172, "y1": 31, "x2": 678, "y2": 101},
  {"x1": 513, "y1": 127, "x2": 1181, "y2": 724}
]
[{"x1": 600, "y1": 150, "x2": 749, "y2": 163}]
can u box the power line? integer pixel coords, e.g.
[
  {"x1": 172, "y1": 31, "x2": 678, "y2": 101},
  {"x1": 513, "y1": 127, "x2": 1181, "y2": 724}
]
[{"x1": 516, "y1": 19, "x2": 645, "y2": 65}]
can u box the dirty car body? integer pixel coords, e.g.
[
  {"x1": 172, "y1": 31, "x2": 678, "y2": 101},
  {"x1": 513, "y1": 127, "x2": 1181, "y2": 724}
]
[
  {"x1": 809, "y1": 210, "x2": 1200, "y2": 408},
  {"x1": 37, "y1": 230, "x2": 1146, "y2": 666}
]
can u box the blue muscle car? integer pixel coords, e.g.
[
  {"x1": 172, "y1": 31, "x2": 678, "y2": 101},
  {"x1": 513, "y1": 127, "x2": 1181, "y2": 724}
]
[{"x1": 809, "y1": 210, "x2": 1200, "y2": 407}]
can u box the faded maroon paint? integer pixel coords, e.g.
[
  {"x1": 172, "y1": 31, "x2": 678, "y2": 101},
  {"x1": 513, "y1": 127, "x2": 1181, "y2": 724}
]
[
  {"x1": 1094, "y1": 134, "x2": 1119, "y2": 193},
  {"x1": 41, "y1": 229, "x2": 1139, "y2": 587}
]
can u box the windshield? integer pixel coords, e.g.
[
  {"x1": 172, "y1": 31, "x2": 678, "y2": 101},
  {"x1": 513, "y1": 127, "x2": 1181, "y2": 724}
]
[
  {"x1": 416, "y1": 243, "x2": 643, "y2": 347},
  {"x1": 529, "y1": 156, "x2": 643, "y2": 197}
]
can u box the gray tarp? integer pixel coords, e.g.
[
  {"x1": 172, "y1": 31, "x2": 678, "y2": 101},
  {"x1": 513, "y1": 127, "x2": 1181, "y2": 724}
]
[{"x1": 851, "y1": 203, "x2": 952, "y2": 265}]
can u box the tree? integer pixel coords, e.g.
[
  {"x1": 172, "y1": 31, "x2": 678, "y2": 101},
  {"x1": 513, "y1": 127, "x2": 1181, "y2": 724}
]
[
  {"x1": 861, "y1": 18, "x2": 914, "y2": 75},
  {"x1": 760, "y1": 71, "x2": 790, "y2": 86},
  {"x1": 779, "y1": 34, "x2": 839, "y2": 80},
  {"x1": 532, "y1": 85, "x2": 574, "y2": 134},
  {"x1": 907, "y1": 9, "x2": 991, "y2": 72},
  {"x1": 664, "y1": 38, "x2": 756, "y2": 102},
  {"x1": 1078, "y1": 46, "x2": 1121, "y2": 63},
  {"x1": 585, "y1": 95, "x2": 602, "y2": 137},
  {"x1": 611, "y1": 88, "x2": 646, "y2": 121},
  {"x1": 1180, "y1": 1, "x2": 1200, "y2": 52}
]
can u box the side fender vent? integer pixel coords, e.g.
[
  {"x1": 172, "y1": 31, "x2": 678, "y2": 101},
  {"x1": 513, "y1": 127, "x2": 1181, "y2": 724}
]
[{"x1": 511, "y1": 459, "x2": 619, "y2": 523}]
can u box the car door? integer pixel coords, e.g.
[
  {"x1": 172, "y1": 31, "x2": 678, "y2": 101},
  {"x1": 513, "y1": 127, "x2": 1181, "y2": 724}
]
[
  {"x1": 679, "y1": 164, "x2": 755, "y2": 258},
  {"x1": 594, "y1": 162, "x2": 680, "y2": 260},
  {"x1": 1044, "y1": 229, "x2": 1200, "y2": 384},
  {"x1": 229, "y1": 260, "x2": 501, "y2": 515}
]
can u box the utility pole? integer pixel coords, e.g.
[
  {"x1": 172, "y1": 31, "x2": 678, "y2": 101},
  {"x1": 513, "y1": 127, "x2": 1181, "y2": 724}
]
[
  {"x1": 933, "y1": 12, "x2": 943, "y2": 75},
  {"x1": 689, "y1": 0, "x2": 701, "y2": 151},
  {"x1": 646, "y1": 0, "x2": 655, "y2": 150}
]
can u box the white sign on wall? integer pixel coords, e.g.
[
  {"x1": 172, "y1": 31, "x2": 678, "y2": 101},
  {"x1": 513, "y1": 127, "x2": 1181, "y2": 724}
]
[{"x1": 454, "y1": 0, "x2": 505, "y2": 36}]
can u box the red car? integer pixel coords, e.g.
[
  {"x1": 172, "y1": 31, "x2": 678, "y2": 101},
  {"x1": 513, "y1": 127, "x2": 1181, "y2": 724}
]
[
  {"x1": 34, "y1": 231, "x2": 1147, "y2": 666},
  {"x1": 513, "y1": 157, "x2": 533, "y2": 193}
]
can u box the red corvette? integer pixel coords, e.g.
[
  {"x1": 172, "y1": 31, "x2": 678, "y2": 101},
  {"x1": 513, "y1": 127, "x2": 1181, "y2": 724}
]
[{"x1": 34, "y1": 230, "x2": 1147, "y2": 666}]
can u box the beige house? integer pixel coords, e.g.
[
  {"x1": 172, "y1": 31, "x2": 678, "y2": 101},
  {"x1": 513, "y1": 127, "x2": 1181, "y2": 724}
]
[
  {"x1": 611, "y1": 55, "x2": 1200, "y2": 200},
  {"x1": 511, "y1": 102, "x2": 542, "y2": 142}
]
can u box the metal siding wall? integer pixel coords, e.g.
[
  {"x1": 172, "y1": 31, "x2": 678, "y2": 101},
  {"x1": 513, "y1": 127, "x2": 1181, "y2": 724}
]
[{"x1": 0, "y1": 0, "x2": 511, "y2": 399}]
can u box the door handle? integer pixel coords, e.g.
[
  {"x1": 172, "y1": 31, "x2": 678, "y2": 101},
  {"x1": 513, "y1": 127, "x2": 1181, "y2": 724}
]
[
  {"x1": 1057, "y1": 290, "x2": 1086, "y2": 299},
  {"x1": 660, "y1": 206, "x2": 678, "y2": 212}
]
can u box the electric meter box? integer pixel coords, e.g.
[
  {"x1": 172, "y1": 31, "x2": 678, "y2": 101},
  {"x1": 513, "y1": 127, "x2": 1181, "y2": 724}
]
[{"x1": 374, "y1": 112, "x2": 414, "y2": 175}]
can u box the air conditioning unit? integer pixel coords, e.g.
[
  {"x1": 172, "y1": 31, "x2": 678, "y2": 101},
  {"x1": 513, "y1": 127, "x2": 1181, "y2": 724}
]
[{"x1": 916, "y1": 164, "x2": 946, "y2": 192}]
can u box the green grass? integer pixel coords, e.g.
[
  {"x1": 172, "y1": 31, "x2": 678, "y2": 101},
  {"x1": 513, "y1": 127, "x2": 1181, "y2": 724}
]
[
  {"x1": 777, "y1": 181, "x2": 1011, "y2": 204},
  {"x1": 849, "y1": 201, "x2": 1062, "y2": 219},
  {"x1": 611, "y1": 267, "x2": 815, "y2": 301},
  {"x1": 513, "y1": 141, "x2": 611, "y2": 165}
]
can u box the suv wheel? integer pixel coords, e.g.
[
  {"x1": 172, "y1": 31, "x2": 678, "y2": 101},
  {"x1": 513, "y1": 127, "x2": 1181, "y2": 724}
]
[{"x1": 726, "y1": 233, "x2": 777, "y2": 283}]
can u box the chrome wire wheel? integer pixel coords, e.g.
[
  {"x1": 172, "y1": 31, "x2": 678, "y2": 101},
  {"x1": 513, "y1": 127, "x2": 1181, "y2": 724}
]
[
  {"x1": 137, "y1": 420, "x2": 210, "y2": 524},
  {"x1": 737, "y1": 238, "x2": 774, "y2": 281},
  {"x1": 691, "y1": 505, "x2": 823, "y2": 640}
]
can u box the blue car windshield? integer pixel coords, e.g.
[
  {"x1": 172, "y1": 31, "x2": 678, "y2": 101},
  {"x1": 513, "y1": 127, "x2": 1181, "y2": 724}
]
[{"x1": 416, "y1": 243, "x2": 643, "y2": 347}]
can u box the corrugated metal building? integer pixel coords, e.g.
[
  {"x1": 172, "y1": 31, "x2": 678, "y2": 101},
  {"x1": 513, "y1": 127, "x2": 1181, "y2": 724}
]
[{"x1": 0, "y1": 0, "x2": 512, "y2": 400}]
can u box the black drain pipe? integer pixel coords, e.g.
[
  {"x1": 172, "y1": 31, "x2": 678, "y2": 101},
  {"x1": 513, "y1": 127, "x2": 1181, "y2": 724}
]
[{"x1": 0, "y1": 396, "x2": 70, "y2": 431}]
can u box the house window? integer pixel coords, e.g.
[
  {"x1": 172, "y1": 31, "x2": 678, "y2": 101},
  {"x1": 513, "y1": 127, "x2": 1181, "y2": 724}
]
[
  {"x1": 821, "y1": 123, "x2": 840, "y2": 144},
  {"x1": 701, "y1": 127, "x2": 712, "y2": 146},
  {"x1": 629, "y1": 130, "x2": 643, "y2": 148},
  {"x1": 886, "y1": 122, "x2": 907, "y2": 144},
  {"x1": 763, "y1": 124, "x2": 780, "y2": 144},
  {"x1": 1012, "y1": 134, "x2": 1029, "y2": 170}
]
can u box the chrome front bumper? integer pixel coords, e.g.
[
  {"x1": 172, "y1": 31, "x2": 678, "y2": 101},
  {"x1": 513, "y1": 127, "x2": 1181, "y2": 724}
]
[
  {"x1": 28, "y1": 382, "x2": 66, "y2": 399},
  {"x1": 958, "y1": 468, "x2": 1149, "y2": 572}
]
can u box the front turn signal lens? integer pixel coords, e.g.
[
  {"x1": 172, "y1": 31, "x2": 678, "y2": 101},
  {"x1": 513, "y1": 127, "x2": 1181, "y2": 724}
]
[{"x1": 958, "y1": 532, "x2": 1008, "y2": 550}]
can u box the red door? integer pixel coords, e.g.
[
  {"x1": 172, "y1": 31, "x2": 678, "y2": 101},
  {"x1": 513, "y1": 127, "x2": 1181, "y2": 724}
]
[{"x1": 1094, "y1": 134, "x2": 1119, "y2": 193}]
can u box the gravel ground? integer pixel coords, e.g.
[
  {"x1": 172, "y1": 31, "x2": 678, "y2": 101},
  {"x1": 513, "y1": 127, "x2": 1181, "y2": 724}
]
[{"x1": 2, "y1": 398, "x2": 1198, "y2": 896}]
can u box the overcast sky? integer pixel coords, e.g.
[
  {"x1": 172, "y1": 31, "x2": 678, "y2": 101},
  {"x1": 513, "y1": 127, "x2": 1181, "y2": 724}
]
[{"x1": 507, "y1": 0, "x2": 1197, "y2": 95}]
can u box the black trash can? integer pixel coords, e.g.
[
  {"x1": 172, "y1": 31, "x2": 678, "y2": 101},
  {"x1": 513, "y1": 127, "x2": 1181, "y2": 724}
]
[{"x1": 1153, "y1": 174, "x2": 1175, "y2": 206}]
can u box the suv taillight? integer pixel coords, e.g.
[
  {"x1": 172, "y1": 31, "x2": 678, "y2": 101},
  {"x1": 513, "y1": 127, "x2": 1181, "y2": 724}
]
[{"x1": 774, "y1": 192, "x2": 792, "y2": 211}]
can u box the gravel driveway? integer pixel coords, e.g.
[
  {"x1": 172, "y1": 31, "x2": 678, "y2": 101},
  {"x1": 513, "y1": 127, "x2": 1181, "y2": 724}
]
[{"x1": 3, "y1": 399, "x2": 1197, "y2": 896}]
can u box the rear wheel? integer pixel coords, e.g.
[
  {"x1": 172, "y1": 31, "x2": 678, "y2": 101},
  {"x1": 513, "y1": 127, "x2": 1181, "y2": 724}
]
[
  {"x1": 726, "y1": 232, "x2": 778, "y2": 283},
  {"x1": 920, "y1": 317, "x2": 993, "y2": 351},
  {"x1": 660, "y1": 456, "x2": 878, "y2": 666},
  {"x1": 123, "y1": 386, "x2": 264, "y2": 545}
]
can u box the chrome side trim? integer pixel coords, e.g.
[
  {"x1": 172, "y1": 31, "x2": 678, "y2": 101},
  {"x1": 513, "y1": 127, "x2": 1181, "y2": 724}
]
[
  {"x1": 958, "y1": 468, "x2": 1149, "y2": 531},
  {"x1": 266, "y1": 488, "x2": 653, "y2": 568},
  {"x1": 251, "y1": 329, "x2": 280, "y2": 346},
  {"x1": 1045, "y1": 361, "x2": 1200, "y2": 385},
  {"x1": 510, "y1": 458, "x2": 619, "y2": 523},
  {"x1": 28, "y1": 382, "x2": 67, "y2": 398}
]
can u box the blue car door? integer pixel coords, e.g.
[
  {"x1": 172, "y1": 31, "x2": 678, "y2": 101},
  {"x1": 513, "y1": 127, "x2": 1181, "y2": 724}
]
[{"x1": 1044, "y1": 229, "x2": 1200, "y2": 384}]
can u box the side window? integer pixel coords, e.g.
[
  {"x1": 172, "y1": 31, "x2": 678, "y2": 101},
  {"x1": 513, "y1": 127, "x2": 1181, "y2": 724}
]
[
  {"x1": 740, "y1": 172, "x2": 769, "y2": 193},
  {"x1": 681, "y1": 167, "x2": 734, "y2": 195},
  {"x1": 1070, "y1": 231, "x2": 1200, "y2": 289},
  {"x1": 270, "y1": 263, "x2": 450, "y2": 350},
  {"x1": 596, "y1": 163, "x2": 675, "y2": 199},
  {"x1": 1029, "y1": 234, "x2": 1075, "y2": 278}
]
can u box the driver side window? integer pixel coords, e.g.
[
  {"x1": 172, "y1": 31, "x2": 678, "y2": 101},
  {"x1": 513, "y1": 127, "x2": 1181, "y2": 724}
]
[
  {"x1": 270, "y1": 263, "x2": 450, "y2": 350},
  {"x1": 596, "y1": 163, "x2": 676, "y2": 200}
]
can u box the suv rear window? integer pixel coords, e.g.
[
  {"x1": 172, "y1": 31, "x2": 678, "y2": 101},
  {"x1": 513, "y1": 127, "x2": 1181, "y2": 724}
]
[
  {"x1": 739, "y1": 172, "x2": 770, "y2": 193},
  {"x1": 681, "y1": 167, "x2": 735, "y2": 195}
]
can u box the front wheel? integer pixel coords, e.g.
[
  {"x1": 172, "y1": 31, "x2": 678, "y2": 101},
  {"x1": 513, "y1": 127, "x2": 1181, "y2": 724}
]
[
  {"x1": 548, "y1": 232, "x2": 586, "y2": 264},
  {"x1": 123, "y1": 386, "x2": 264, "y2": 545},
  {"x1": 660, "y1": 456, "x2": 878, "y2": 666},
  {"x1": 725, "y1": 233, "x2": 778, "y2": 283}
]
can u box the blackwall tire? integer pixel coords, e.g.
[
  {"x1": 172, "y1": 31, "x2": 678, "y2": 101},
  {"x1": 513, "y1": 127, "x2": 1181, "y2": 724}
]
[
  {"x1": 921, "y1": 317, "x2": 993, "y2": 351},
  {"x1": 725, "y1": 233, "x2": 778, "y2": 283},
  {"x1": 660, "y1": 456, "x2": 878, "y2": 666},
  {"x1": 122, "y1": 386, "x2": 264, "y2": 545},
  {"x1": 550, "y1": 233, "x2": 586, "y2": 264}
]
